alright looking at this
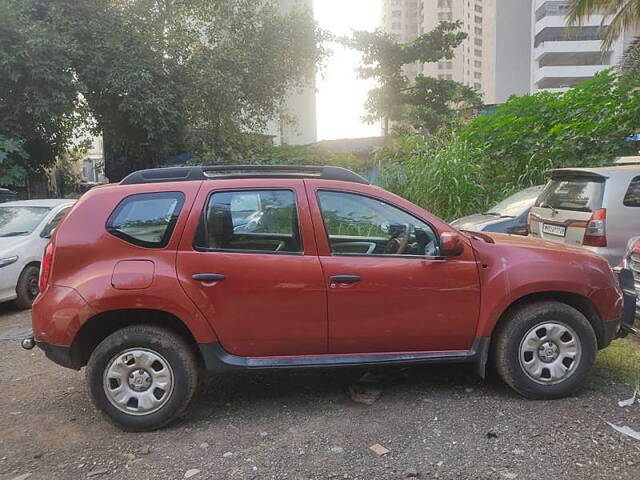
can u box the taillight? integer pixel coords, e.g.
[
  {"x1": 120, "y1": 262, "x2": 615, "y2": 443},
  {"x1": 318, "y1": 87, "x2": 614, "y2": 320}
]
[
  {"x1": 620, "y1": 236, "x2": 640, "y2": 268},
  {"x1": 39, "y1": 242, "x2": 54, "y2": 292},
  {"x1": 583, "y1": 208, "x2": 607, "y2": 247}
]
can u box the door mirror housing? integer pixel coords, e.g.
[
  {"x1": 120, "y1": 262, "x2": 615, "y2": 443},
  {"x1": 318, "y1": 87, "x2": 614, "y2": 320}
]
[{"x1": 439, "y1": 232, "x2": 464, "y2": 257}]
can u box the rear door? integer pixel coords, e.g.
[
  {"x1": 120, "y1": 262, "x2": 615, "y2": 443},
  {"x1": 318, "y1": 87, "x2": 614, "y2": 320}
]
[
  {"x1": 530, "y1": 172, "x2": 605, "y2": 246},
  {"x1": 176, "y1": 179, "x2": 327, "y2": 357}
]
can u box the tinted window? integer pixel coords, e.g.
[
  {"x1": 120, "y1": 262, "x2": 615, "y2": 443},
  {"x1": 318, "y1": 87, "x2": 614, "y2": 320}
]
[
  {"x1": 196, "y1": 190, "x2": 301, "y2": 253},
  {"x1": 317, "y1": 191, "x2": 439, "y2": 257},
  {"x1": 0, "y1": 206, "x2": 50, "y2": 237},
  {"x1": 623, "y1": 176, "x2": 640, "y2": 207},
  {"x1": 106, "y1": 192, "x2": 184, "y2": 247},
  {"x1": 41, "y1": 206, "x2": 71, "y2": 238},
  {"x1": 535, "y1": 176, "x2": 604, "y2": 212}
]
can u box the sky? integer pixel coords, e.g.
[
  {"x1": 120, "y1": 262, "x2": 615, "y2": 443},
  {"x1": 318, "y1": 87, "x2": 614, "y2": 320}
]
[{"x1": 314, "y1": 0, "x2": 382, "y2": 141}]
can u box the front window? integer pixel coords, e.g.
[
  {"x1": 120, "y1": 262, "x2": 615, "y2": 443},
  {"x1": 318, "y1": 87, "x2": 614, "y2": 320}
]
[
  {"x1": 0, "y1": 206, "x2": 51, "y2": 237},
  {"x1": 485, "y1": 187, "x2": 541, "y2": 218},
  {"x1": 195, "y1": 189, "x2": 302, "y2": 254},
  {"x1": 317, "y1": 191, "x2": 439, "y2": 257},
  {"x1": 536, "y1": 176, "x2": 605, "y2": 212}
]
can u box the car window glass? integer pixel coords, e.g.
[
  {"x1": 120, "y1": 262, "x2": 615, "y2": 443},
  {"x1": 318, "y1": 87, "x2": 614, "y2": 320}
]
[
  {"x1": 317, "y1": 191, "x2": 439, "y2": 257},
  {"x1": 41, "y1": 206, "x2": 71, "y2": 238},
  {"x1": 535, "y1": 176, "x2": 604, "y2": 212},
  {"x1": 196, "y1": 189, "x2": 302, "y2": 253},
  {"x1": 0, "y1": 206, "x2": 51, "y2": 237},
  {"x1": 623, "y1": 176, "x2": 640, "y2": 207},
  {"x1": 106, "y1": 192, "x2": 184, "y2": 247},
  {"x1": 486, "y1": 187, "x2": 541, "y2": 217}
]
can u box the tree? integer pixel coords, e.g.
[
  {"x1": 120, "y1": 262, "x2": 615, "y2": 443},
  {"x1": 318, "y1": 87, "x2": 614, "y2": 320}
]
[
  {"x1": 347, "y1": 22, "x2": 481, "y2": 136},
  {"x1": 0, "y1": 0, "x2": 85, "y2": 185},
  {"x1": 566, "y1": 0, "x2": 640, "y2": 50},
  {"x1": 51, "y1": 0, "x2": 325, "y2": 181}
]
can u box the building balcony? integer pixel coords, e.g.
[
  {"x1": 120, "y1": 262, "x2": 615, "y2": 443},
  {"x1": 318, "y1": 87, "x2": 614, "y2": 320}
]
[
  {"x1": 534, "y1": 64, "x2": 610, "y2": 89},
  {"x1": 534, "y1": 13, "x2": 606, "y2": 35},
  {"x1": 534, "y1": 40, "x2": 605, "y2": 60}
]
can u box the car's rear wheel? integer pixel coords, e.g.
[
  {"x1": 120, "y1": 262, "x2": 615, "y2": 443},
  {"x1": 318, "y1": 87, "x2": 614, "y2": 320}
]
[
  {"x1": 14, "y1": 264, "x2": 40, "y2": 309},
  {"x1": 86, "y1": 325, "x2": 199, "y2": 431},
  {"x1": 493, "y1": 301, "x2": 597, "y2": 399}
]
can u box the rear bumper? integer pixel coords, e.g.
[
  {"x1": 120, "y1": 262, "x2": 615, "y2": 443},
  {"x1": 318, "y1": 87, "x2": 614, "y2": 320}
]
[{"x1": 36, "y1": 341, "x2": 79, "y2": 370}]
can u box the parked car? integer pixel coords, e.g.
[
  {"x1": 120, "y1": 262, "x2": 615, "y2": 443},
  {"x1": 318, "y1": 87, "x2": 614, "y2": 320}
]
[
  {"x1": 529, "y1": 162, "x2": 640, "y2": 266},
  {"x1": 0, "y1": 188, "x2": 18, "y2": 203},
  {"x1": 26, "y1": 165, "x2": 635, "y2": 431},
  {"x1": 451, "y1": 185, "x2": 543, "y2": 235},
  {"x1": 0, "y1": 199, "x2": 75, "y2": 308},
  {"x1": 619, "y1": 236, "x2": 640, "y2": 319}
]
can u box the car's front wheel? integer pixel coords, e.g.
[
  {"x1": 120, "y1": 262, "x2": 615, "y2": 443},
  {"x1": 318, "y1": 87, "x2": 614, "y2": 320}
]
[
  {"x1": 86, "y1": 325, "x2": 199, "y2": 431},
  {"x1": 493, "y1": 301, "x2": 597, "y2": 399}
]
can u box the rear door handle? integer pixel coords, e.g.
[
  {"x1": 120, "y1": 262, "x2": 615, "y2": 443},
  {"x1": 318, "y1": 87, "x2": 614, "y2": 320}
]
[
  {"x1": 330, "y1": 275, "x2": 361, "y2": 284},
  {"x1": 192, "y1": 273, "x2": 226, "y2": 282}
]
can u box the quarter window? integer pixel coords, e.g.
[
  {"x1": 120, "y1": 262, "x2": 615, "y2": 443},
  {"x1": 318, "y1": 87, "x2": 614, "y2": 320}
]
[
  {"x1": 106, "y1": 192, "x2": 184, "y2": 248},
  {"x1": 317, "y1": 191, "x2": 439, "y2": 257},
  {"x1": 624, "y1": 176, "x2": 640, "y2": 207},
  {"x1": 195, "y1": 190, "x2": 302, "y2": 254}
]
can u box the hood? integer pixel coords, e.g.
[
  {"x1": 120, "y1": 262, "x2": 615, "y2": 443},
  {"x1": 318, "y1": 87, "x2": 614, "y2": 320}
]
[
  {"x1": 470, "y1": 231, "x2": 598, "y2": 258},
  {"x1": 0, "y1": 235, "x2": 32, "y2": 257},
  {"x1": 451, "y1": 213, "x2": 509, "y2": 231}
]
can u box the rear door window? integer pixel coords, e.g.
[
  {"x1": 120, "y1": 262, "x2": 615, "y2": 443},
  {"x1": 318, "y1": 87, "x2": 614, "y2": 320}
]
[
  {"x1": 536, "y1": 176, "x2": 605, "y2": 212},
  {"x1": 195, "y1": 189, "x2": 302, "y2": 254},
  {"x1": 623, "y1": 176, "x2": 640, "y2": 207},
  {"x1": 106, "y1": 192, "x2": 184, "y2": 247}
]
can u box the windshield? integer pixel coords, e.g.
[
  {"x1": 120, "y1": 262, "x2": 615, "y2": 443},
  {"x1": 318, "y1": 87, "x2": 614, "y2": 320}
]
[
  {"x1": 0, "y1": 206, "x2": 51, "y2": 237},
  {"x1": 535, "y1": 176, "x2": 605, "y2": 213},
  {"x1": 485, "y1": 187, "x2": 542, "y2": 217}
]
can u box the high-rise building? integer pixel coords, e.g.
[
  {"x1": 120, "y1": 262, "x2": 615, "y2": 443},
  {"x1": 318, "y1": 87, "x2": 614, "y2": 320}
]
[
  {"x1": 381, "y1": 0, "x2": 531, "y2": 105},
  {"x1": 531, "y1": 0, "x2": 638, "y2": 93},
  {"x1": 265, "y1": 0, "x2": 317, "y2": 145}
]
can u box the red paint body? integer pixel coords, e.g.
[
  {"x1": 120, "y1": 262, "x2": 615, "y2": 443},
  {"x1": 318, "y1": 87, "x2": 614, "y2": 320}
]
[{"x1": 32, "y1": 177, "x2": 624, "y2": 361}]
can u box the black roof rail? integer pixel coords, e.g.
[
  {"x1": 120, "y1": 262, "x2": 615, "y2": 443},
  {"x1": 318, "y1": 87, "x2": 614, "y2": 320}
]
[{"x1": 120, "y1": 165, "x2": 369, "y2": 185}]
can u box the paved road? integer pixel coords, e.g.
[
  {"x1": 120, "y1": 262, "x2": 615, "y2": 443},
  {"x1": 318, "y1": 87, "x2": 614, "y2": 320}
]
[{"x1": 1, "y1": 305, "x2": 640, "y2": 480}]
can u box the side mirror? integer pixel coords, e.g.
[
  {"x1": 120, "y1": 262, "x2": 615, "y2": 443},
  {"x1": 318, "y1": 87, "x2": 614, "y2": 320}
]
[{"x1": 439, "y1": 231, "x2": 465, "y2": 257}]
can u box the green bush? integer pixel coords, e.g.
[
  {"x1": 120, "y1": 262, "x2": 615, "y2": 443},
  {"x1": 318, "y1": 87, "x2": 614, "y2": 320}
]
[{"x1": 378, "y1": 70, "x2": 640, "y2": 221}]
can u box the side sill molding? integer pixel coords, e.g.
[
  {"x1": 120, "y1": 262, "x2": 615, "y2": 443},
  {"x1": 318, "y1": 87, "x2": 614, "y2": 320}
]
[{"x1": 199, "y1": 337, "x2": 490, "y2": 374}]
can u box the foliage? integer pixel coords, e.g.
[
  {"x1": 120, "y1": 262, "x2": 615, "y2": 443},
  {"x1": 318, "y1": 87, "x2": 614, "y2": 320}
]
[
  {"x1": 378, "y1": 70, "x2": 640, "y2": 221},
  {"x1": 0, "y1": 135, "x2": 29, "y2": 185},
  {"x1": 50, "y1": 0, "x2": 326, "y2": 181},
  {"x1": 621, "y1": 36, "x2": 640, "y2": 74},
  {"x1": 566, "y1": 0, "x2": 640, "y2": 50},
  {"x1": 0, "y1": 0, "x2": 85, "y2": 178},
  {"x1": 347, "y1": 22, "x2": 482, "y2": 135}
]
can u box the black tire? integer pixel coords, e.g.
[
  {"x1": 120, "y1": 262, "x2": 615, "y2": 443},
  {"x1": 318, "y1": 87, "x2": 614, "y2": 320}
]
[
  {"x1": 86, "y1": 325, "x2": 199, "y2": 432},
  {"x1": 13, "y1": 264, "x2": 40, "y2": 309},
  {"x1": 492, "y1": 301, "x2": 597, "y2": 400}
]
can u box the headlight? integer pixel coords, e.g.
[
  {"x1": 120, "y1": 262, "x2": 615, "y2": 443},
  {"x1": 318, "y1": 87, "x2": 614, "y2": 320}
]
[{"x1": 0, "y1": 256, "x2": 18, "y2": 268}]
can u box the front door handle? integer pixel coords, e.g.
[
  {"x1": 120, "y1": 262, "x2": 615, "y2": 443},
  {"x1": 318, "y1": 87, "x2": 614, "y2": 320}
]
[
  {"x1": 330, "y1": 275, "x2": 361, "y2": 284},
  {"x1": 192, "y1": 273, "x2": 226, "y2": 282}
]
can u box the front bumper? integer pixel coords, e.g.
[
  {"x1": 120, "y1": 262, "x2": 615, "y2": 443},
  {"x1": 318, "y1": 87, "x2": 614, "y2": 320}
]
[{"x1": 615, "y1": 267, "x2": 639, "y2": 337}]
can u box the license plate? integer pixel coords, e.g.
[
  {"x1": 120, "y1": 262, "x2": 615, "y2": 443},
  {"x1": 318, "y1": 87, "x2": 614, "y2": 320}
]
[{"x1": 542, "y1": 224, "x2": 566, "y2": 237}]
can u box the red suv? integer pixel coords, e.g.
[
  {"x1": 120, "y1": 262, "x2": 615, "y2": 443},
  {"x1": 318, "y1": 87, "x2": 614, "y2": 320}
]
[{"x1": 25, "y1": 165, "x2": 636, "y2": 431}]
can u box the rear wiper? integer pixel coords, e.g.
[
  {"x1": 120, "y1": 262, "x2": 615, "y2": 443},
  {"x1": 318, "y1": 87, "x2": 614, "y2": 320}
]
[{"x1": 0, "y1": 231, "x2": 29, "y2": 237}]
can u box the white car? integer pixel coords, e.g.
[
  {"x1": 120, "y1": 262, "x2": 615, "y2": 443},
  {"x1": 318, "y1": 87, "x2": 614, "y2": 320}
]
[{"x1": 0, "y1": 199, "x2": 75, "y2": 308}]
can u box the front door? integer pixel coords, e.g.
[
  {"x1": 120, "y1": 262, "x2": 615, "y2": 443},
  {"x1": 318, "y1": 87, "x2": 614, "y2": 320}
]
[
  {"x1": 305, "y1": 183, "x2": 481, "y2": 354},
  {"x1": 176, "y1": 181, "x2": 327, "y2": 357}
]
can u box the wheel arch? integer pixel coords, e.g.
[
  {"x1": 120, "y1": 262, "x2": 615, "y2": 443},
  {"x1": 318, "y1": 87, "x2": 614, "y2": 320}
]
[
  {"x1": 491, "y1": 291, "x2": 606, "y2": 349},
  {"x1": 70, "y1": 309, "x2": 202, "y2": 369}
]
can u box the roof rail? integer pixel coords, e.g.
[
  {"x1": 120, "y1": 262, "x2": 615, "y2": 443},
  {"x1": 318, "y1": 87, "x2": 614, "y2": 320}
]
[{"x1": 120, "y1": 165, "x2": 369, "y2": 185}]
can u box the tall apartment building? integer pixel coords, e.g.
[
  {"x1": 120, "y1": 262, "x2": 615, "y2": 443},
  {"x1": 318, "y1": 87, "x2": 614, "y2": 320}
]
[
  {"x1": 265, "y1": 0, "x2": 317, "y2": 145},
  {"x1": 531, "y1": 0, "x2": 638, "y2": 92},
  {"x1": 381, "y1": 0, "x2": 531, "y2": 105}
]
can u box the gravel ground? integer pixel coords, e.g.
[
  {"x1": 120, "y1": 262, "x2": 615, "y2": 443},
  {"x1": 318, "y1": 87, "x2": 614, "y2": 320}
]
[{"x1": 1, "y1": 305, "x2": 640, "y2": 480}]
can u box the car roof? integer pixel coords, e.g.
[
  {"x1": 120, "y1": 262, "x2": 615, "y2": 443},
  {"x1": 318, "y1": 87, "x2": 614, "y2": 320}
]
[
  {"x1": 547, "y1": 164, "x2": 640, "y2": 178},
  {"x1": 0, "y1": 199, "x2": 75, "y2": 208}
]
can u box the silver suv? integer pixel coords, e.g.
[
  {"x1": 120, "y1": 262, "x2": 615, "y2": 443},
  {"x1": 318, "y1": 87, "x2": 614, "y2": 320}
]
[{"x1": 529, "y1": 160, "x2": 640, "y2": 266}]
